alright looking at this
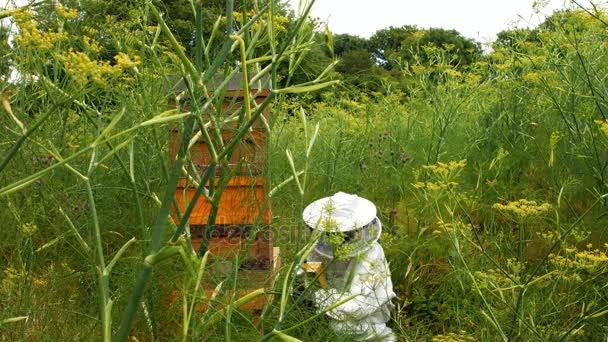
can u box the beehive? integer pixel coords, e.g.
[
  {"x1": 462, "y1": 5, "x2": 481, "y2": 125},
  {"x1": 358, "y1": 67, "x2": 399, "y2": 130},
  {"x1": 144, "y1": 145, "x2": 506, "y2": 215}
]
[{"x1": 169, "y1": 73, "x2": 274, "y2": 267}]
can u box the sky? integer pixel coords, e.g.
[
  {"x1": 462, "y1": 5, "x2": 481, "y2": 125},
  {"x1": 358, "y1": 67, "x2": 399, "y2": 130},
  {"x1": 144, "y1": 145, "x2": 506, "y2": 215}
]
[
  {"x1": 287, "y1": 0, "x2": 598, "y2": 44},
  {"x1": 1, "y1": 0, "x2": 599, "y2": 45}
]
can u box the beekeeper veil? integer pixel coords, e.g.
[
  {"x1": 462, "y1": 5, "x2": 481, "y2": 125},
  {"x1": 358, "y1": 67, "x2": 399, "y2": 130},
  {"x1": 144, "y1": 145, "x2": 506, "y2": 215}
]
[{"x1": 303, "y1": 192, "x2": 382, "y2": 259}]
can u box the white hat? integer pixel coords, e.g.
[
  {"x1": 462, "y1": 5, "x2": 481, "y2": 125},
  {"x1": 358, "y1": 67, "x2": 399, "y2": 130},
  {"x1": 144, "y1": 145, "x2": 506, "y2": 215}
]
[
  {"x1": 303, "y1": 192, "x2": 381, "y2": 259},
  {"x1": 303, "y1": 192, "x2": 377, "y2": 232}
]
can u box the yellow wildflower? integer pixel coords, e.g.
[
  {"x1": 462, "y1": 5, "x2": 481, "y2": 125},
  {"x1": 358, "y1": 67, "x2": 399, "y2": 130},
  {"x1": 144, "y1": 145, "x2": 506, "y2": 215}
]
[
  {"x1": 114, "y1": 53, "x2": 141, "y2": 69},
  {"x1": 443, "y1": 67, "x2": 462, "y2": 77},
  {"x1": 13, "y1": 11, "x2": 67, "y2": 52},
  {"x1": 414, "y1": 181, "x2": 458, "y2": 191},
  {"x1": 595, "y1": 119, "x2": 608, "y2": 134},
  {"x1": 549, "y1": 243, "x2": 608, "y2": 276},
  {"x1": 411, "y1": 64, "x2": 427, "y2": 74},
  {"x1": 272, "y1": 15, "x2": 289, "y2": 31},
  {"x1": 83, "y1": 36, "x2": 103, "y2": 54},
  {"x1": 523, "y1": 72, "x2": 542, "y2": 81},
  {"x1": 422, "y1": 160, "x2": 466, "y2": 176},
  {"x1": 494, "y1": 63, "x2": 509, "y2": 71},
  {"x1": 32, "y1": 278, "x2": 48, "y2": 287},
  {"x1": 536, "y1": 230, "x2": 559, "y2": 242},
  {"x1": 54, "y1": 49, "x2": 116, "y2": 88},
  {"x1": 83, "y1": 26, "x2": 99, "y2": 35},
  {"x1": 431, "y1": 331, "x2": 476, "y2": 342},
  {"x1": 19, "y1": 223, "x2": 38, "y2": 236},
  {"x1": 55, "y1": 4, "x2": 78, "y2": 19},
  {"x1": 433, "y1": 220, "x2": 472, "y2": 235},
  {"x1": 493, "y1": 199, "x2": 551, "y2": 218},
  {"x1": 2, "y1": 267, "x2": 25, "y2": 288}
]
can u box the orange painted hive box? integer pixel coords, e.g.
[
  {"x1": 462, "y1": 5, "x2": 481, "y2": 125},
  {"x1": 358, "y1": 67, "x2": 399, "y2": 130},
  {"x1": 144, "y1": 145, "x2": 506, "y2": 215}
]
[
  {"x1": 173, "y1": 176, "x2": 271, "y2": 225},
  {"x1": 168, "y1": 129, "x2": 267, "y2": 176}
]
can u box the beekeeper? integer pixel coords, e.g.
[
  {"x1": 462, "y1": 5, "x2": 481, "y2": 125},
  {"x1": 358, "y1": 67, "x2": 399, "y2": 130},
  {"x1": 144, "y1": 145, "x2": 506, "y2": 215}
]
[{"x1": 302, "y1": 192, "x2": 396, "y2": 341}]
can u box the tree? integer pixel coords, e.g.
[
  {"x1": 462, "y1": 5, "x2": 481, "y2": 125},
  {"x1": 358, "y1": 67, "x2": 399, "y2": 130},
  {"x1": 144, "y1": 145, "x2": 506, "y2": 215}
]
[
  {"x1": 369, "y1": 25, "x2": 481, "y2": 70},
  {"x1": 407, "y1": 28, "x2": 481, "y2": 67},
  {"x1": 336, "y1": 49, "x2": 373, "y2": 74},
  {"x1": 369, "y1": 25, "x2": 419, "y2": 70},
  {"x1": 154, "y1": 0, "x2": 225, "y2": 50},
  {"x1": 332, "y1": 33, "x2": 369, "y2": 56},
  {"x1": 326, "y1": 34, "x2": 376, "y2": 85},
  {"x1": 494, "y1": 28, "x2": 539, "y2": 51}
]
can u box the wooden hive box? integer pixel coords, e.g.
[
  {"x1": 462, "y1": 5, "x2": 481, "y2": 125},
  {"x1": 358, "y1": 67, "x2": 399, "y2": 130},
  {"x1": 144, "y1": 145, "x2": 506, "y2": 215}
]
[
  {"x1": 174, "y1": 176, "x2": 273, "y2": 263},
  {"x1": 168, "y1": 129, "x2": 267, "y2": 176},
  {"x1": 168, "y1": 73, "x2": 271, "y2": 176},
  {"x1": 169, "y1": 73, "x2": 274, "y2": 264}
]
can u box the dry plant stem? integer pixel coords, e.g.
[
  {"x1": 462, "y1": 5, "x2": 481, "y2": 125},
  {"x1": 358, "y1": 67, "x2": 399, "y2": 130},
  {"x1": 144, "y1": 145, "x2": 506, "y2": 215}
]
[{"x1": 0, "y1": 316, "x2": 28, "y2": 326}]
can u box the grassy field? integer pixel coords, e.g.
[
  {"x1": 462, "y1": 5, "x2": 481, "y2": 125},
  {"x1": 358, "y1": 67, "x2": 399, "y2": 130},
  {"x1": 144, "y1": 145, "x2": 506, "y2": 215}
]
[{"x1": 1, "y1": 1, "x2": 608, "y2": 341}]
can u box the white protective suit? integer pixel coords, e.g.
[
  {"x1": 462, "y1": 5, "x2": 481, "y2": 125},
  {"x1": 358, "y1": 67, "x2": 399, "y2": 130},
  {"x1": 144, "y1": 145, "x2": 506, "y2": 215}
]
[{"x1": 303, "y1": 192, "x2": 396, "y2": 341}]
